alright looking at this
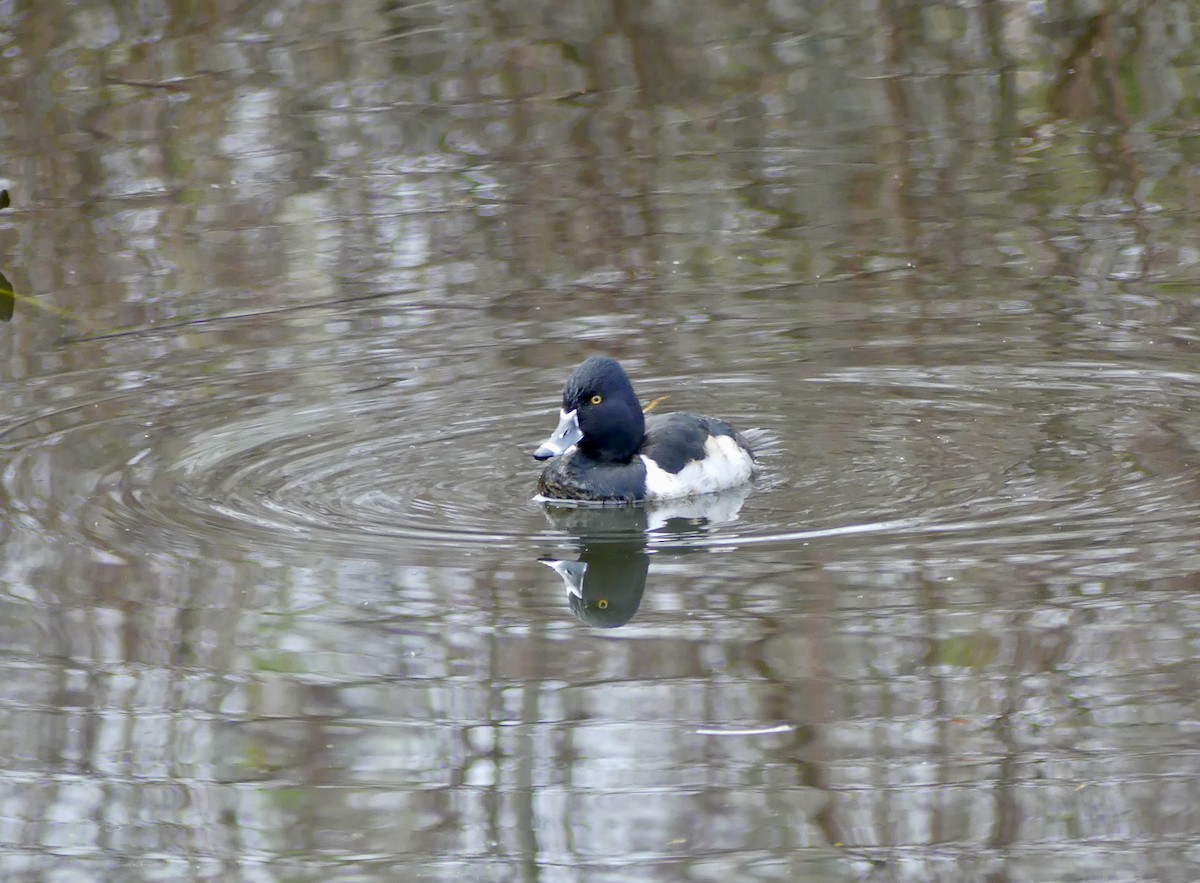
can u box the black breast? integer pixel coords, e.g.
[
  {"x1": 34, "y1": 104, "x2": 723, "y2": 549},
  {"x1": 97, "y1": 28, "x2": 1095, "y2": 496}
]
[{"x1": 537, "y1": 452, "x2": 649, "y2": 502}]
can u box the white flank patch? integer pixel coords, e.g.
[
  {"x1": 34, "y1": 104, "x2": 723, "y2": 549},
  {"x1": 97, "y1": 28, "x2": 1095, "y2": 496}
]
[{"x1": 642, "y1": 435, "x2": 754, "y2": 501}]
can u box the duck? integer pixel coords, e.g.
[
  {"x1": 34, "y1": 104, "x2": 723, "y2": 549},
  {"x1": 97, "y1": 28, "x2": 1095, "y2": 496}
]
[{"x1": 532, "y1": 356, "x2": 756, "y2": 503}]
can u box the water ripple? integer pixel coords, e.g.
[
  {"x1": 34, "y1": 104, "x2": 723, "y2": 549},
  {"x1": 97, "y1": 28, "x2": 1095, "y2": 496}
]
[{"x1": 3, "y1": 356, "x2": 1199, "y2": 573}]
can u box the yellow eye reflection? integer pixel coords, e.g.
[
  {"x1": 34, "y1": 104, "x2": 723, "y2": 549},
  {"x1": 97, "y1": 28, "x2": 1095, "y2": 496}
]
[{"x1": 590, "y1": 394, "x2": 603, "y2": 405}]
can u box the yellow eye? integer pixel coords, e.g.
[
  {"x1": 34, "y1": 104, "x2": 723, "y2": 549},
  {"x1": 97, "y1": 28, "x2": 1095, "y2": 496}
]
[
  {"x1": 590, "y1": 394, "x2": 603, "y2": 405},
  {"x1": 597, "y1": 599, "x2": 608, "y2": 609}
]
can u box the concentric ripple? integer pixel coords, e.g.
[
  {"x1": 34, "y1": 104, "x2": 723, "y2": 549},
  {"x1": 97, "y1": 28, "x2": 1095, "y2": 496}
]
[
  {"x1": 148, "y1": 401, "x2": 553, "y2": 551},
  {"x1": 4, "y1": 352, "x2": 1200, "y2": 574},
  {"x1": 69, "y1": 401, "x2": 558, "y2": 558}
]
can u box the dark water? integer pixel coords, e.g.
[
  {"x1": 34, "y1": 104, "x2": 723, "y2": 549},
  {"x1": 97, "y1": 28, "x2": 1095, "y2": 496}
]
[{"x1": 3, "y1": 2, "x2": 1200, "y2": 881}]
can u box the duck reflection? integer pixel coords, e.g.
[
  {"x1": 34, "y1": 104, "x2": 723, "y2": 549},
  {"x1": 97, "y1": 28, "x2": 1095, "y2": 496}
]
[{"x1": 538, "y1": 484, "x2": 751, "y2": 628}]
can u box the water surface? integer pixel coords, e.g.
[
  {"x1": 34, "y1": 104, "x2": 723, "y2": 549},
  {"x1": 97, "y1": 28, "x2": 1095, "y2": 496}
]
[{"x1": 2, "y1": 3, "x2": 1200, "y2": 881}]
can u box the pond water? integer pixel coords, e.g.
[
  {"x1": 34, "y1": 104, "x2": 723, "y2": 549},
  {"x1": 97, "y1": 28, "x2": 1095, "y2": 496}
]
[{"x1": 3, "y1": 2, "x2": 1200, "y2": 881}]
